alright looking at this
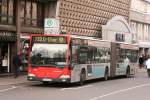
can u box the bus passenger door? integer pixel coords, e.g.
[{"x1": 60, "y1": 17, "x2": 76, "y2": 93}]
[
  {"x1": 116, "y1": 46, "x2": 122, "y2": 75},
  {"x1": 70, "y1": 46, "x2": 81, "y2": 82}
]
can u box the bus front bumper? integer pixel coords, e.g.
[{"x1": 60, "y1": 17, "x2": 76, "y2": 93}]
[{"x1": 27, "y1": 76, "x2": 71, "y2": 83}]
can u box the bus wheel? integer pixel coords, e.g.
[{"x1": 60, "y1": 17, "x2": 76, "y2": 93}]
[
  {"x1": 80, "y1": 70, "x2": 86, "y2": 86},
  {"x1": 126, "y1": 67, "x2": 130, "y2": 78},
  {"x1": 104, "y1": 68, "x2": 109, "y2": 81}
]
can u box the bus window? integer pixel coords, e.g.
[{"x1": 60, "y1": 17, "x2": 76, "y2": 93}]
[
  {"x1": 71, "y1": 46, "x2": 78, "y2": 64},
  {"x1": 119, "y1": 49, "x2": 126, "y2": 62},
  {"x1": 87, "y1": 47, "x2": 95, "y2": 63},
  {"x1": 130, "y1": 50, "x2": 138, "y2": 63},
  {"x1": 79, "y1": 47, "x2": 88, "y2": 64},
  {"x1": 98, "y1": 48, "x2": 111, "y2": 63},
  {"x1": 94, "y1": 48, "x2": 99, "y2": 63}
]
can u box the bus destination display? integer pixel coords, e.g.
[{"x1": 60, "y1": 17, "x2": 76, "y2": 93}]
[{"x1": 32, "y1": 36, "x2": 67, "y2": 44}]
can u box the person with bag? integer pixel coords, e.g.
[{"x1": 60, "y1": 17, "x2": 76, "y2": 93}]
[{"x1": 13, "y1": 53, "x2": 22, "y2": 78}]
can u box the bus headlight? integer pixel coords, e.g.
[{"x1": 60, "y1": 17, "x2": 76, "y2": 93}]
[
  {"x1": 28, "y1": 73, "x2": 35, "y2": 77},
  {"x1": 60, "y1": 75, "x2": 70, "y2": 79}
]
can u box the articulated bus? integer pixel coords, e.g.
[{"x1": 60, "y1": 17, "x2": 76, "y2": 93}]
[{"x1": 27, "y1": 34, "x2": 138, "y2": 85}]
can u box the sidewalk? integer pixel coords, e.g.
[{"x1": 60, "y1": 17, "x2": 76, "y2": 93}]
[
  {"x1": 0, "y1": 74, "x2": 29, "y2": 86},
  {"x1": 137, "y1": 67, "x2": 147, "y2": 73}
]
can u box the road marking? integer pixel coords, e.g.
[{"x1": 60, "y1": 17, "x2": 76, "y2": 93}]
[
  {"x1": 0, "y1": 86, "x2": 20, "y2": 93},
  {"x1": 60, "y1": 85, "x2": 94, "y2": 91},
  {"x1": 0, "y1": 83, "x2": 15, "y2": 86},
  {"x1": 90, "y1": 83, "x2": 150, "y2": 100}
]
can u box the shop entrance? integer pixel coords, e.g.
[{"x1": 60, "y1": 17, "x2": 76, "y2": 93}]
[{"x1": 0, "y1": 43, "x2": 10, "y2": 73}]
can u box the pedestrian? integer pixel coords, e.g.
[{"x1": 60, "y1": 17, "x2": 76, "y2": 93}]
[
  {"x1": 139, "y1": 55, "x2": 144, "y2": 69},
  {"x1": 13, "y1": 53, "x2": 22, "y2": 78},
  {"x1": 145, "y1": 56, "x2": 150, "y2": 77}
]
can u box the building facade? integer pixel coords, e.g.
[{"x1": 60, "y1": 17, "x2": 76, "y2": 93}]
[
  {"x1": 130, "y1": 0, "x2": 150, "y2": 57},
  {"x1": 58, "y1": 0, "x2": 131, "y2": 38},
  {"x1": 0, "y1": 0, "x2": 45, "y2": 74},
  {"x1": 0, "y1": 0, "x2": 131, "y2": 74}
]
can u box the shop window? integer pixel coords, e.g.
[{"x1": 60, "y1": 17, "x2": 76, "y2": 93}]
[
  {"x1": 0, "y1": 0, "x2": 14, "y2": 24},
  {"x1": 21, "y1": 0, "x2": 44, "y2": 27}
]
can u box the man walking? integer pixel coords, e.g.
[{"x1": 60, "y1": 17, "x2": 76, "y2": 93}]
[
  {"x1": 139, "y1": 55, "x2": 144, "y2": 69},
  {"x1": 13, "y1": 53, "x2": 22, "y2": 78}
]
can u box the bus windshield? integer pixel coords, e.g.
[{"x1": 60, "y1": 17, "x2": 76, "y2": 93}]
[{"x1": 30, "y1": 43, "x2": 67, "y2": 68}]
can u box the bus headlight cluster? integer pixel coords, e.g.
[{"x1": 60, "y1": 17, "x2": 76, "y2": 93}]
[
  {"x1": 28, "y1": 73, "x2": 35, "y2": 77},
  {"x1": 60, "y1": 75, "x2": 70, "y2": 79}
]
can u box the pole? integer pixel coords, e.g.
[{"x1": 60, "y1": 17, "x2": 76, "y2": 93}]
[{"x1": 16, "y1": 0, "x2": 21, "y2": 54}]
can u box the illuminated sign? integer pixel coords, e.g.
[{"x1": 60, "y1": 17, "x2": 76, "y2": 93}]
[{"x1": 32, "y1": 36, "x2": 67, "y2": 44}]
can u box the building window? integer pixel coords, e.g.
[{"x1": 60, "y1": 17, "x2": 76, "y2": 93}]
[
  {"x1": 20, "y1": 0, "x2": 44, "y2": 27},
  {"x1": 115, "y1": 33, "x2": 125, "y2": 42},
  {"x1": 0, "y1": 0, "x2": 14, "y2": 24}
]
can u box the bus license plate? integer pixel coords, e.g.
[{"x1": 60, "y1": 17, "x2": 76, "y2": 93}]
[{"x1": 43, "y1": 78, "x2": 52, "y2": 81}]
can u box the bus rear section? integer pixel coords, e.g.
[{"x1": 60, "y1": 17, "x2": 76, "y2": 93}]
[
  {"x1": 110, "y1": 42, "x2": 138, "y2": 78},
  {"x1": 28, "y1": 35, "x2": 72, "y2": 83}
]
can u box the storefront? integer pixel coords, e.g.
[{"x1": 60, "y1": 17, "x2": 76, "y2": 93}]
[
  {"x1": 0, "y1": 31, "x2": 16, "y2": 74},
  {"x1": 139, "y1": 41, "x2": 150, "y2": 57}
]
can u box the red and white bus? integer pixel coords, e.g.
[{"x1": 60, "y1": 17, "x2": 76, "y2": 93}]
[{"x1": 27, "y1": 34, "x2": 138, "y2": 85}]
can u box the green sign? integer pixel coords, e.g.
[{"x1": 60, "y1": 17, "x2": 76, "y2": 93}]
[
  {"x1": 47, "y1": 19, "x2": 54, "y2": 27},
  {"x1": 44, "y1": 18, "x2": 59, "y2": 28}
]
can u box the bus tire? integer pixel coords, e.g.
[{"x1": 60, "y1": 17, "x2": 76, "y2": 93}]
[
  {"x1": 104, "y1": 68, "x2": 109, "y2": 81},
  {"x1": 79, "y1": 70, "x2": 86, "y2": 86},
  {"x1": 126, "y1": 67, "x2": 130, "y2": 78}
]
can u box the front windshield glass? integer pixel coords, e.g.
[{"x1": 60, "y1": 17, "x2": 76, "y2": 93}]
[{"x1": 30, "y1": 43, "x2": 67, "y2": 67}]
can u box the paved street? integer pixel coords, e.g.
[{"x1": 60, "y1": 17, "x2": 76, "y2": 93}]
[{"x1": 0, "y1": 69, "x2": 150, "y2": 100}]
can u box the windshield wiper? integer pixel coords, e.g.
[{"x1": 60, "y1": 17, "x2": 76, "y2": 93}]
[{"x1": 30, "y1": 64, "x2": 65, "y2": 68}]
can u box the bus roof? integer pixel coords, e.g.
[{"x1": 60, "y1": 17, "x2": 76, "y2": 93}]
[
  {"x1": 70, "y1": 35, "x2": 111, "y2": 42},
  {"x1": 30, "y1": 34, "x2": 139, "y2": 50}
]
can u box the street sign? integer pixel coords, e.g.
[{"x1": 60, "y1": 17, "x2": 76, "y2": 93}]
[
  {"x1": 44, "y1": 27, "x2": 60, "y2": 34},
  {"x1": 44, "y1": 18, "x2": 60, "y2": 34},
  {"x1": 44, "y1": 18, "x2": 60, "y2": 28}
]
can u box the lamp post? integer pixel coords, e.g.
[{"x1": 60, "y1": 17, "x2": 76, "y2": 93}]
[{"x1": 16, "y1": 0, "x2": 21, "y2": 54}]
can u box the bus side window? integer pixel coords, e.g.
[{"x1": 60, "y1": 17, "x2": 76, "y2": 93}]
[
  {"x1": 79, "y1": 46, "x2": 88, "y2": 64},
  {"x1": 71, "y1": 46, "x2": 78, "y2": 64},
  {"x1": 117, "y1": 48, "x2": 124, "y2": 62}
]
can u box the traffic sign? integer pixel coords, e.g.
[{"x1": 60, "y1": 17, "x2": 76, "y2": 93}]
[
  {"x1": 44, "y1": 18, "x2": 60, "y2": 34},
  {"x1": 44, "y1": 18, "x2": 60, "y2": 28}
]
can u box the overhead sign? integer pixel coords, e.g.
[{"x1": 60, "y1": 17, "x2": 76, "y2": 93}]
[
  {"x1": 44, "y1": 18, "x2": 60, "y2": 34},
  {"x1": 32, "y1": 36, "x2": 67, "y2": 44}
]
